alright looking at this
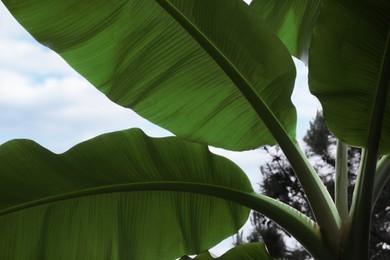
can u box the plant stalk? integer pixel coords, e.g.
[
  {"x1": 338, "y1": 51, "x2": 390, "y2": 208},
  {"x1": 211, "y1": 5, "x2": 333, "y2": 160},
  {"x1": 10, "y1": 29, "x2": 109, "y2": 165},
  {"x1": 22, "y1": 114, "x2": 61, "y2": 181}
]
[
  {"x1": 335, "y1": 140, "x2": 349, "y2": 222},
  {"x1": 373, "y1": 154, "x2": 390, "y2": 206},
  {"x1": 342, "y1": 30, "x2": 390, "y2": 259}
]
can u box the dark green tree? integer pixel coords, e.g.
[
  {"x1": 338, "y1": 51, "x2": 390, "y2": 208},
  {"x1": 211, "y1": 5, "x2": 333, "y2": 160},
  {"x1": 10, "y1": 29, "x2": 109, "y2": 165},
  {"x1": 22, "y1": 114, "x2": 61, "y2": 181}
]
[{"x1": 236, "y1": 111, "x2": 390, "y2": 259}]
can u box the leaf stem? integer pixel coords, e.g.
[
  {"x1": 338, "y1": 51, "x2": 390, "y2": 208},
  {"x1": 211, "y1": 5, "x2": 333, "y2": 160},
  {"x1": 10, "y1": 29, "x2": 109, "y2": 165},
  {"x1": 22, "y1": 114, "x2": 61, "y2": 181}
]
[
  {"x1": 335, "y1": 140, "x2": 349, "y2": 222},
  {"x1": 0, "y1": 181, "x2": 334, "y2": 260},
  {"x1": 155, "y1": 0, "x2": 341, "y2": 245},
  {"x1": 342, "y1": 29, "x2": 390, "y2": 259},
  {"x1": 373, "y1": 154, "x2": 390, "y2": 206}
]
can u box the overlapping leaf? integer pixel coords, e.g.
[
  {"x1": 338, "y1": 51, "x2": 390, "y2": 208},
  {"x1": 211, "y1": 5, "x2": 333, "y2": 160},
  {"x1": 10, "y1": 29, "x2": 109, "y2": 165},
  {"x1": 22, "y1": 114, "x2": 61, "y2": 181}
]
[
  {"x1": 309, "y1": 0, "x2": 390, "y2": 154},
  {"x1": 0, "y1": 129, "x2": 252, "y2": 259},
  {"x1": 3, "y1": 0, "x2": 297, "y2": 151},
  {"x1": 250, "y1": 0, "x2": 321, "y2": 62}
]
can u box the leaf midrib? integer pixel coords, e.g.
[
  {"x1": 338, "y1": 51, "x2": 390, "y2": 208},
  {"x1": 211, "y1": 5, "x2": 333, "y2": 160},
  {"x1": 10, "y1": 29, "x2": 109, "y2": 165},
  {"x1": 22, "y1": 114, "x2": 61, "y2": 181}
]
[
  {"x1": 154, "y1": 0, "x2": 341, "y2": 239},
  {"x1": 0, "y1": 180, "x2": 334, "y2": 259}
]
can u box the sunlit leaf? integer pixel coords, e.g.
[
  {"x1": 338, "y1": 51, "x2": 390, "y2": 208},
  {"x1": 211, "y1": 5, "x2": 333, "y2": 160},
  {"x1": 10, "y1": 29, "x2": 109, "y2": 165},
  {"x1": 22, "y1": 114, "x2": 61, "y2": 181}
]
[
  {"x1": 3, "y1": 0, "x2": 296, "y2": 151},
  {"x1": 0, "y1": 129, "x2": 252, "y2": 259}
]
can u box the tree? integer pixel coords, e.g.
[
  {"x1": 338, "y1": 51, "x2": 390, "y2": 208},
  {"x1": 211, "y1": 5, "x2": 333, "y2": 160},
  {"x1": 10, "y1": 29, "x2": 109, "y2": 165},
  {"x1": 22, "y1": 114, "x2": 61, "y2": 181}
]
[{"x1": 1, "y1": 0, "x2": 390, "y2": 259}]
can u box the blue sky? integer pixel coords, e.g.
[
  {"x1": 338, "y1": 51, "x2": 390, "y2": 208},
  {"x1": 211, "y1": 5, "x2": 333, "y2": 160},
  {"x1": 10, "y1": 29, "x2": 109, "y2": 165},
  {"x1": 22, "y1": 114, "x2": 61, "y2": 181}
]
[{"x1": 0, "y1": 1, "x2": 321, "y2": 255}]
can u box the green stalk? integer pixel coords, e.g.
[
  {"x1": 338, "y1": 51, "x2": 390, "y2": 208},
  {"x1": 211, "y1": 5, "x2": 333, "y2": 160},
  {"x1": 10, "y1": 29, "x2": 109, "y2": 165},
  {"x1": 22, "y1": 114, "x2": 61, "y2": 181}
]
[
  {"x1": 156, "y1": 0, "x2": 341, "y2": 246},
  {"x1": 0, "y1": 181, "x2": 335, "y2": 260},
  {"x1": 373, "y1": 155, "x2": 390, "y2": 206},
  {"x1": 342, "y1": 30, "x2": 390, "y2": 259},
  {"x1": 335, "y1": 140, "x2": 349, "y2": 222}
]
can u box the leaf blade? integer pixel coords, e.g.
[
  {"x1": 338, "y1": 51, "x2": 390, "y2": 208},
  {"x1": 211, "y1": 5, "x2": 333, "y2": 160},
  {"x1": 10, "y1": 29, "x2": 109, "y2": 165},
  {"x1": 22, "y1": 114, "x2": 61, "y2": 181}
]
[
  {"x1": 3, "y1": 0, "x2": 297, "y2": 151},
  {"x1": 250, "y1": 0, "x2": 321, "y2": 62},
  {"x1": 0, "y1": 129, "x2": 252, "y2": 259},
  {"x1": 0, "y1": 129, "x2": 334, "y2": 259},
  {"x1": 309, "y1": 0, "x2": 390, "y2": 154}
]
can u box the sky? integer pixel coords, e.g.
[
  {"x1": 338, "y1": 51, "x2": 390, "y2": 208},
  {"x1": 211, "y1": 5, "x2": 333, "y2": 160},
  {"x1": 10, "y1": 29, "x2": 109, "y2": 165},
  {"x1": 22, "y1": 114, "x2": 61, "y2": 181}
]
[{"x1": 0, "y1": 1, "x2": 321, "y2": 256}]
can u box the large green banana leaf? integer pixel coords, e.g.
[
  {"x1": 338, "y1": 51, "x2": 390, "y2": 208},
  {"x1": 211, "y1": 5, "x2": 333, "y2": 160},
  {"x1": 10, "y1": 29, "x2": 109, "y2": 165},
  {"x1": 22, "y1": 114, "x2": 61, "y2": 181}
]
[
  {"x1": 0, "y1": 129, "x2": 252, "y2": 259},
  {"x1": 2, "y1": 0, "x2": 296, "y2": 151},
  {"x1": 309, "y1": 0, "x2": 390, "y2": 154},
  {"x1": 250, "y1": 0, "x2": 321, "y2": 62},
  {"x1": 180, "y1": 243, "x2": 272, "y2": 260}
]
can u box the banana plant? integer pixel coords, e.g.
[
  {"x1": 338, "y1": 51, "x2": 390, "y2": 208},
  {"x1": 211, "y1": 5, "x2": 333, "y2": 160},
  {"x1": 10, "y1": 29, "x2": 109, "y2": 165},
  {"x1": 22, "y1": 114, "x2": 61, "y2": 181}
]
[{"x1": 1, "y1": 0, "x2": 389, "y2": 259}]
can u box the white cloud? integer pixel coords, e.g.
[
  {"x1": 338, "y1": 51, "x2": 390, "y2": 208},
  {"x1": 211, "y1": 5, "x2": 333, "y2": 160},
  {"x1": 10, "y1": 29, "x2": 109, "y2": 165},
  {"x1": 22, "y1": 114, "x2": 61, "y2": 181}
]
[
  {"x1": 210, "y1": 147, "x2": 271, "y2": 186},
  {"x1": 0, "y1": 3, "x2": 78, "y2": 78},
  {"x1": 0, "y1": 69, "x2": 170, "y2": 152},
  {"x1": 242, "y1": 0, "x2": 253, "y2": 4},
  {"x1": 0, "y1": 3, "x2": 26, "y2": 39},
  {"x1": 0, "y1": 39, "x2": 73, "y2": 78},
  {"x1": 0, "y1": 3, "x2": 171, "y2": 153},
  {"x1": 291, "y1": 58, "x2": 322, "y2": 139}
]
